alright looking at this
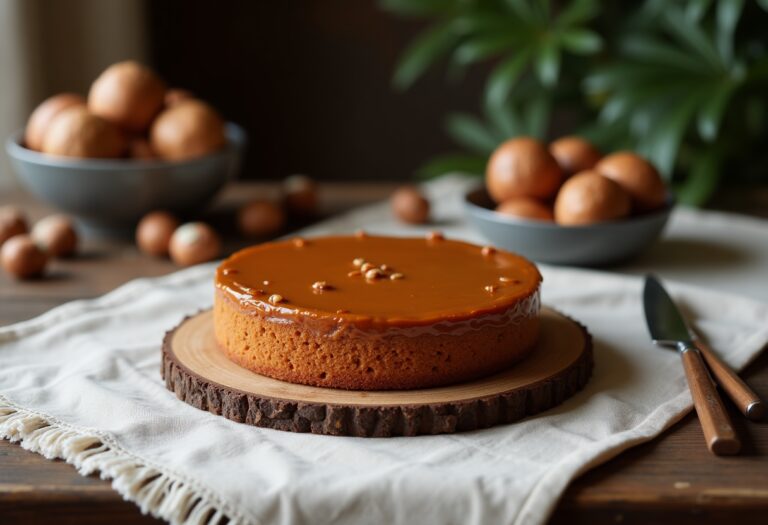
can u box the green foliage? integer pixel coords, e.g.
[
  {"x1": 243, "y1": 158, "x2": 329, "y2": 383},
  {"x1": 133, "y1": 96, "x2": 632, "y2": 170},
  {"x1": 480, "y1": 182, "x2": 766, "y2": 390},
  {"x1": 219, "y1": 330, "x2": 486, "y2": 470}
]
[{"x1": 381, "y1": 0, "x2": 768, "y2": 205}]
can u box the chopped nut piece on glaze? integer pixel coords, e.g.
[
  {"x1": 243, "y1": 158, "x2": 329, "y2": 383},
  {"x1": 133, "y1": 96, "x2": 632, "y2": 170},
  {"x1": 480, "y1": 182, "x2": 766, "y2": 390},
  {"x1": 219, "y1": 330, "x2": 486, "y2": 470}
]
[
  {"x1": 365, "y1": 268, "x2": 383, "y2": 281},
  {"x1": 360, "y1": 262, "x2": 375, "y2": 273},
  {"x1": 263, "y1": 280, "x2": 271, "y2": 285},
  {"x1": 222, "y1": 268, "x2": 238, "y2": 276},
  {"x1": 380, "y1": 264, "x2": 390, "y2": 271},
  {"x1": 353, "y1": 257, "x2": 365, "y2": 267},
  {"x1": 484, "y1": 285, "x2": 497, "y2": 293},
  {"x1": 499, "y1": 276, "x2": 514, "y2": 283},
  {"x1": 335, "y1": 309, "x2": 349, "y2": 314},
  {"x1": 426, "y1": 231, "x2": 444, "y2": 242},
  {"x1": 481, "y1": 246, "x2": 496, "y2": 257},
  {"x1": 354, "y1": 229, "x2": 367, "y2": 238},
  {"x1": 390, "y1": 272, "x2": 404, "y2": 280},
  {"x1": 312, "y1": 281, "x2": 332, "y2": 292},
  {"x1": 268, "y1": 294, "x2": 284, "y2": 305},
  {"x1": 293, "y1": 238, "x2": 307, "y2": 248},
  {"x1": 347, "y1": 270, "x2": 362, "y2": 277}
]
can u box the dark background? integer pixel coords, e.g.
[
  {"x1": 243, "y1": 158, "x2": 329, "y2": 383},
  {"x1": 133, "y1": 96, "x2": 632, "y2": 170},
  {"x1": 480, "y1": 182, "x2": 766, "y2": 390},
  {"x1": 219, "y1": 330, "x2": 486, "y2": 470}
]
[{"x1": 147, "y1": 0, "x2": 486, "y2": 182}]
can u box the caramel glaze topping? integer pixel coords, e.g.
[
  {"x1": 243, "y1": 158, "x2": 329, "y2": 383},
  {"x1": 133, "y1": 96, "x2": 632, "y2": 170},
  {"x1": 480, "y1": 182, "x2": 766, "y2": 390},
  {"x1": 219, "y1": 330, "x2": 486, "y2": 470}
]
[{"x1": 216, "y1": 235, "x2": 541, "y2": 330}]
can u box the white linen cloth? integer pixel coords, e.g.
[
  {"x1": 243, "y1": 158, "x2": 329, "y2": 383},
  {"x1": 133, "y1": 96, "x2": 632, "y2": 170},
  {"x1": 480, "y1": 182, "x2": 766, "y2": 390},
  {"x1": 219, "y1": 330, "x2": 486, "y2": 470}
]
[{"x1": 2, "y1": 176, "x2": 767, "y2": 525}]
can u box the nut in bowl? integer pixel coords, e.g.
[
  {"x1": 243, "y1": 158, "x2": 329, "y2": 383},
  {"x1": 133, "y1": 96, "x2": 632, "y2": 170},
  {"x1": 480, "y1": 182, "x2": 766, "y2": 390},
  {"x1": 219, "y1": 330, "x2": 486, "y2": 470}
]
[
  {"x1": 464, "y1": 136, "x2": 674, "y2": 266},
  {"x1": 4, "y1": 61, "x2": 246, "y2": 236}
]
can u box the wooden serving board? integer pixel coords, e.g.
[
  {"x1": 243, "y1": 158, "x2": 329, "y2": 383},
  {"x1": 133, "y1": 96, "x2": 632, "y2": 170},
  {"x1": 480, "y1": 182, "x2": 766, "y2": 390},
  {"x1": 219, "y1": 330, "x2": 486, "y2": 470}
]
[{"x1": 162, "y1": 307, "x2": 593, "y2": 437}]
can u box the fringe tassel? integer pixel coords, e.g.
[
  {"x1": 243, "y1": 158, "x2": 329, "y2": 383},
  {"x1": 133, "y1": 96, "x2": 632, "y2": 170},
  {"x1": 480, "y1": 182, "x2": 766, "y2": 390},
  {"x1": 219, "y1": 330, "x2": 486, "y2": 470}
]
[{"x1": 0, "y1": 405, "x2": 243, "y2": 525}]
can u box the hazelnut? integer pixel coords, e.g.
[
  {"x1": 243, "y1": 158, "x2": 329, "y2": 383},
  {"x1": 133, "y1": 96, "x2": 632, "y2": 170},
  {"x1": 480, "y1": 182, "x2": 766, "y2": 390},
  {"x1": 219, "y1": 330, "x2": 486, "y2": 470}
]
[
  {"x1": 31, "y1": 215, "x2": 78, "y2": 258},
  {"x1": 88, "y1": 61, "x2": 166, "y2": 132},
  {"x1": 0, "y1": 206, "x2": 28, "y2": 246},
  {"x1": 549, "y1": 136, "x2": 602, "y2": 178},
  {"x1": 554, "y1": 170, "x2": 632, "y2": 226},
  {"x1": 595, "y1": 152, "x2": 667, "y2": 212},
  {"x1": 486, "y1": 137, "x2": 563, "y2": 202},
  {"x1": 25, "y1": 93, "x2": 86, "y2": 151},
  {"x1": 237, "y1": 200, "x2": 285, "y2": 238},
  {"x1": 495, "y1": 198, "x2": 554, "y2": 222},
  {"x1": 42, "y1": 106, "x2": 126, "y2": 158},
  {"x1": 169, "y1": 222, "x2": 222, "y2": 266},
  {"x1": 136, "y1": 211, "x2": 180, "y2": 257},
  {"x1": 164, "y1": 88, "x2": 193, "y2": 107},
  {"x1": 150, "y1": 99, "x2": 226, "y2": 161},
  {"x1": 283, "y1": 175, "x2": 318, "y2": 217},
  {"x1": 128, "y1": 137, "x2": 158, "y2": 160},
  {"x1": 1, "y1": 234, "x2": 47, "y2": 279},
  {"x1": 391, "y1": 186, "x2": 430, "y2": 224}
]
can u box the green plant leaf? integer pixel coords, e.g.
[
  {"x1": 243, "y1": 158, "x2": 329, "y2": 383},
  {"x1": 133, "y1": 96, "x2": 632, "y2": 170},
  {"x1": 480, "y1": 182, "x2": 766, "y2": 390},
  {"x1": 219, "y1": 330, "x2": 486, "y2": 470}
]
[
  {"x1": 685, "y1": 0, "x2": 712, "y2": 22},
  {"x1": 523, "y1": 94, "x2": 551, "y2": 139},
  {"x1": 392, "y1": 21, "x2": 460, "y2": 90},
  {"x1": 485, "y1": 50, "x2": 532, "y2": 107},
  {"x1": 503, "y1": 0, "x2": 537, "y2": 23},
  {"x1": 452, "y1": 33, "x2": 519, "y2": 65},
  {"x1": 559, "y1": 29, "x2": 603, "y2": 55},
  {"x1": 759, "y1": 0, "x2": 768, "y2": 12},
  {"x1": 453, "y1": 12, "x2": 524, "y2": 34},
  {"x1": 484, "y1": 98, "x2": 523, "y2": 138},
  {"x1": 637, "y1": 94, "x2": 701, "y2": 177},
  {"x1": 445, "y1": 113, "x2": 500, "y2": 154},
  {"x1": 378, "y1": 0, "x2": 456, "y2": 17},
  {"x1": 697, "y1": 80, "x2": 737, "y2": 141},
  {"x1": 620, "y1": 37, "x2": 708, "y2": 73},
  {"x1": 676, "y1": 150, "x2": 721, "y2": 205},
  {"x1": 715, "y1": 0, "x2": 744, "y2": 63},
  {"x1": 662, "y1": 8, "x2": 723, "y2": 71},
  {"x1": 417, "y1": 152, "x2": 487, "y2": 179},
  {"x1": 555, "y1": 0, "x2": 599, "y2": 27},
  {"x1": 534, "y1": 39, "x2": 560, "y2": 87}
]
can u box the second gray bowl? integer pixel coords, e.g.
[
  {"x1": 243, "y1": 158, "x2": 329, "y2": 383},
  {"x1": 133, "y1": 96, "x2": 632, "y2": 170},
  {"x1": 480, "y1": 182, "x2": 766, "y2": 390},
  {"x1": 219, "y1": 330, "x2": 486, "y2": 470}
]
[{"x1": 464, "y1": 187, "x2": 673, "y2": 266}]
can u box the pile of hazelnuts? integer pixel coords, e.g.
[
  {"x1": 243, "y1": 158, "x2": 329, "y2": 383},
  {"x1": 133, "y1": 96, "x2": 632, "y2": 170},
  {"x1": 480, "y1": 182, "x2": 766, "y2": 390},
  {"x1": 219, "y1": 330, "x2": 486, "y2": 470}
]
[
  {"x1": 0, "y1": 207, "x2": 78, "y2": 280},
  {"x1": 136, "y1": 175, "x2": 318, "y2": 265},
  {"x1": 24, "y1": 60, "x2": 225, "y2": 162},
  {"x1": 487, "y1": 136, "x2": 667, "y2": 225}
]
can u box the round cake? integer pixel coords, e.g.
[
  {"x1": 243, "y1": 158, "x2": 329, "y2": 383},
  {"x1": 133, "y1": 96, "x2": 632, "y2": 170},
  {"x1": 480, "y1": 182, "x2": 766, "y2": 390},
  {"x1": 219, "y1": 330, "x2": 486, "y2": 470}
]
[{"x1": 214, "y1": 233, "x2": 542, "y2": 390}]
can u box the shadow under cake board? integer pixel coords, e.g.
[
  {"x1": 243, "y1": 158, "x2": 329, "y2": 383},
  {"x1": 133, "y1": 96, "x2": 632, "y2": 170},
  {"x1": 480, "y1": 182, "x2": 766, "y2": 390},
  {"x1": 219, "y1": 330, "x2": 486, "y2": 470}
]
[{"x1": 162, "y1": 308, "x2": 593, "y2": 437}]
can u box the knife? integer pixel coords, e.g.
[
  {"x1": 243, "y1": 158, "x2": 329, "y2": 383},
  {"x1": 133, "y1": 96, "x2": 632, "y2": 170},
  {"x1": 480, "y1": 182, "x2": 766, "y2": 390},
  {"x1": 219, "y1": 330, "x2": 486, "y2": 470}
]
[{"x1": 643, "y1": 275, "x2": 741, "y2": 456}]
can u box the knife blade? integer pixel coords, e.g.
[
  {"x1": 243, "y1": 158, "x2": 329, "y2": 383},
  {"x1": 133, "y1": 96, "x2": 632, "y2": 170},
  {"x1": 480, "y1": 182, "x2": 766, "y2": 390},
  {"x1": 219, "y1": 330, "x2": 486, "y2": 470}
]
[
  {"x1": 643, "y1": 276, "x2": 693, "y2": 349},
  {"x1": 643, "y1": 275, "x2": 740, "y2": 456}
]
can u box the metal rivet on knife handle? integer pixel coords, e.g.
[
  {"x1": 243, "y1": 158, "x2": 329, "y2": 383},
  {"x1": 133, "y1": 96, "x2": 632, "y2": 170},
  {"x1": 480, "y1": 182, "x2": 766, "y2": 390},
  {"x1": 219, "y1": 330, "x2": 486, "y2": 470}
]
[
  {"x1": 680, "y1": 347, "x2": 741, "y2": 456},
  {"x1": 694, "y1": 338, "x2": 765, "y2": 421}
]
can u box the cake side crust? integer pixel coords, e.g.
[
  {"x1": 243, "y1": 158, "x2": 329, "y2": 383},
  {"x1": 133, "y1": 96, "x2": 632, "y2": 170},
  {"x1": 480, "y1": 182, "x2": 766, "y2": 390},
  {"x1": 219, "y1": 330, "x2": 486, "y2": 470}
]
[{"x1": 213, "y1": 287, "x2": 540, "y2": 391}]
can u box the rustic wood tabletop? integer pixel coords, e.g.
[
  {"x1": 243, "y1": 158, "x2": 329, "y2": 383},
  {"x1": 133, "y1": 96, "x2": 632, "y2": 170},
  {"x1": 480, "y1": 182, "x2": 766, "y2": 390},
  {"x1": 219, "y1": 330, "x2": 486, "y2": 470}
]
[{"x1": 1, "y1": 182, "x2": 766, "y2": 525}]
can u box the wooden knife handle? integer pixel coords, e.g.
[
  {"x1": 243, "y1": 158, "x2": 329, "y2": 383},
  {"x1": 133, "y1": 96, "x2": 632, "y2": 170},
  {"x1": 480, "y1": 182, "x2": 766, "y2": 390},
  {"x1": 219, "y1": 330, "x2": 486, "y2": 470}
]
[
  {"x1": 680, "y1": 347, "x2": 741, "y2": 456},
  {"x1": 695, "y1": 339, "x2": 766, "y2": 421}
]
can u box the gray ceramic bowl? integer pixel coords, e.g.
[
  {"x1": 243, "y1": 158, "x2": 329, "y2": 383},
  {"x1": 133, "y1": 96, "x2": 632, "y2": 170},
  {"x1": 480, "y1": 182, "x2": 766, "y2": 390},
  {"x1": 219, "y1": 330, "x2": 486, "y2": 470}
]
[
  {"x1": 5, "y1": 123, "x2": 246, "y2": 234},
  {"x1": 464, "y1": 187, "x2": 673, "y2": 266}
]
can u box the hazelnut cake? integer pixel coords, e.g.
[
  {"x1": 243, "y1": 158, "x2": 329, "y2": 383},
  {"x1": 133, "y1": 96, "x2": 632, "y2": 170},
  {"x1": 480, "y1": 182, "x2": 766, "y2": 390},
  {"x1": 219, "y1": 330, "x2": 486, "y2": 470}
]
[{"x1": 214, "y1": 234, "x2": 542, "y2": 390}]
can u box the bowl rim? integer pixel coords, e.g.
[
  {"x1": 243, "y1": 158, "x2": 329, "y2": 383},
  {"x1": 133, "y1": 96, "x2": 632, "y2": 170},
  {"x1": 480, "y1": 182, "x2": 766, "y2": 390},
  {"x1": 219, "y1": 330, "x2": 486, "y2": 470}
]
[
  {"x1": 464, "y1": 185, "x2": 675, "y2": 232},
  {"x1": 5, "y1": 122, "x2": 246, "y2": 171}
]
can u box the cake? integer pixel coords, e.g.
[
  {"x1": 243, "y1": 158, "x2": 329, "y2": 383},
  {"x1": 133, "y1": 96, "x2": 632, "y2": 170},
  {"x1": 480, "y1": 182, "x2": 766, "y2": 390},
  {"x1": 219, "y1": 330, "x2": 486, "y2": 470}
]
[{"x1": 214, "y1": 233, "x2": 542, "y2": 390}]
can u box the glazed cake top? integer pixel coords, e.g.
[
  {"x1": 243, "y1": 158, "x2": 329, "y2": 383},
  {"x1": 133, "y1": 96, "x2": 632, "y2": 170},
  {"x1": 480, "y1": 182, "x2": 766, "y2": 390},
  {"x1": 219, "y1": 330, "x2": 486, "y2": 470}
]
[{"x1": 215, "y1": 234, "x2": 541, "y2": 327}]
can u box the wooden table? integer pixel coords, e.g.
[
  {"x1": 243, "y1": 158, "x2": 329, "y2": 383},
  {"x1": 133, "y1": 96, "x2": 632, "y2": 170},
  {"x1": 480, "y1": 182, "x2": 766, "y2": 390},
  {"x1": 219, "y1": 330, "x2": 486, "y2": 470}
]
[{"x1": 1, "y1": 183, "x2": 767, "y2": 525}]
